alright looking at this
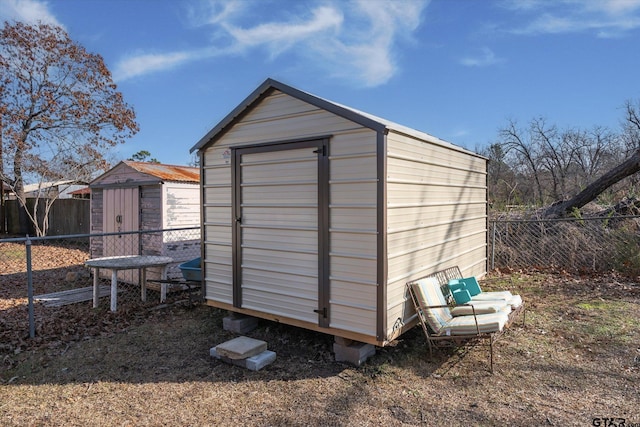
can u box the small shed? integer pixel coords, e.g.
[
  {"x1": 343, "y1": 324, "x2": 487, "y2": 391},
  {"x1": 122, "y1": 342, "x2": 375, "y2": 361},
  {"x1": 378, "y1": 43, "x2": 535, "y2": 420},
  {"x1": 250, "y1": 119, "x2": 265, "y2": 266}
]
[
  {"x1": 191, "y1": 79, "x2": 488, "y2": 346},
  {"x1": 89, "y1": 160, "x2": 201, "y2": 281}
]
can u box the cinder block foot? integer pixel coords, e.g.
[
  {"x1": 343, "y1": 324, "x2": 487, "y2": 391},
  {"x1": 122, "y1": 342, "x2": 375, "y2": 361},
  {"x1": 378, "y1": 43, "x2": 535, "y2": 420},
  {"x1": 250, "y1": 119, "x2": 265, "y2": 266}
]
[
  {"x1": 333, "y1": 337, "x2": 376, "y2": 366},
  {"x1": 223, "y1": 313, "x2": 258, "y2": 334},
  {"x1": 210, "y1": 346, "x2": 276, "y2": 371}
]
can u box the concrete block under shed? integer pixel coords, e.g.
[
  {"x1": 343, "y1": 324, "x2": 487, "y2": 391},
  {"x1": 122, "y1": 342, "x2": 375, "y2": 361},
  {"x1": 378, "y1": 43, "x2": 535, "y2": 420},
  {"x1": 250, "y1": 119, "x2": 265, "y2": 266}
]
[
  {"x1": 333, "y1": 340, "x2": 376, "y2": 367},
  {"x1": 210, "y1": 347, "x2": 276, "y2": 371},
  {"x1": 223, "y1": 313, "x2": 259, "y2": 334},
  {"x1": 215, "y1": 336, "x2": 267, "y2": 360}
]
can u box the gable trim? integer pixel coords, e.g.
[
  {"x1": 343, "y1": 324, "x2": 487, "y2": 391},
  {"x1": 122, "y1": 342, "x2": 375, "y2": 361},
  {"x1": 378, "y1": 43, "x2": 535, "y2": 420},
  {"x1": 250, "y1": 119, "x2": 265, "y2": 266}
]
[{"x1": 190, "y1": 78, "x2": 387, "y2": 153}]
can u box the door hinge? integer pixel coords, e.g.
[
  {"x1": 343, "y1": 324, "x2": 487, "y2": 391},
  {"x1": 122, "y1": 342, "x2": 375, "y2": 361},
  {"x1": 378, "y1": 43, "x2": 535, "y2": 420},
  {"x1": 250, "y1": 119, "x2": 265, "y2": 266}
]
[
  {"x1": 314, "y1": 307, "x2": 327, "y2": 318},
  {"x1": 313, "y1": 146, "x2": 327, "y2": 156}
]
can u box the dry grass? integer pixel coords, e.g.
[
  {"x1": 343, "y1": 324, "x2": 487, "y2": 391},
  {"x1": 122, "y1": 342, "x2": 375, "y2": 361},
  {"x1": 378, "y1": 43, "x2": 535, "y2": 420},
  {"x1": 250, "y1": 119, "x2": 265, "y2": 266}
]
[{"x1": 1, "y1": 270, "x2": 639, "y2": 425}]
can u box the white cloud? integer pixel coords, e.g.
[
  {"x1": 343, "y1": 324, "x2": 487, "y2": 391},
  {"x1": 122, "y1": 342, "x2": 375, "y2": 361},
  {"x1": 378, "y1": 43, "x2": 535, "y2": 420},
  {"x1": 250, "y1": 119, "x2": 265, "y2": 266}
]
[
  {"x1": 584, "y1": 0, "x2": 640, "y2": 15},
  {"x1": 224, "y1": 6, "x2": 343, "y2": 57},
  {"x1": 503, "y1": 0, "x2": 640, "y2": 37},
  {"x1": 188, "y1": 0, "x2": 245, "y2": 26},
  {"x1": 312, "y1": 0, "x2": 427, "y2": 86},
  {"x1": 0, "y1": 0, "x2": 63, "y2": 27},
  {"x1": 113, "y1": 49, "x2": 222, "y2": 82},
  {"x1": 460, "y1": 47, "x2": 504, "y2": 67},
  {"x1": 112, "y1": 51, "x2": 201, "y2": 82},
  {"x1": 115, "y1": 0, "x2": 429, "y2": 87}
]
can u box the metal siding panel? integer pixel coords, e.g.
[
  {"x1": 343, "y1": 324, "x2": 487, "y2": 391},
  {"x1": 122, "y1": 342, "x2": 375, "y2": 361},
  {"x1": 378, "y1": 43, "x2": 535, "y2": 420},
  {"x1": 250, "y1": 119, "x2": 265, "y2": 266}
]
[
  {"x1": 331, "y1": 182, "x2": 377, "y2": 205},
  {"x1": 330, "y1": 155, "x2": 377, "y2": 181},
  {"x1": 330, "y1": 279, "x2": 377, "y2": 310},
  {"x1": 387, "y1": 204, "x2": 486, "y2": 231},
  {"x1": 329, "y1": 304, "x2": 376, "y2": 335},
  {"x1": 242, "y1": 227, "x2": 317, "y2": 252},
  {"x1": 205, "y1": 243, "x2": 232, "y2": 267},
  {"x1": 386, "y1": 183, "x2": 486, "y2": 206},
  {"x1": 204, "y1": 186, "x2": 231, "y2": 205},
  {"x1": 387, "y1": 218, "x2": 487, "y2": 254},
  {"x1": 388, "y1": 135, "x2": 487, "y2": 173},
  {"x1": 384, "y1": 131, "x2": 488, "y2": 337},
  {"x1": 247, "y1": 92, "x2": 320, "y2": 121},
  {"x1": 205, "y1": 224, "x2": 232, "y2": 245},
  {"x1": 329, "y1": 129, "x2": 377, "y2": 157},
  {"x1": 330, "y1": 231, "x2": 377, "y2": 258},
  {"x1": 242, "y1": 206, "x2": 317, "y2": 229},
  {"x1": 242, "y1": 268, "x2": 317, "y2": 291},
  {"x1": 242, "y1": 290, "x2": 316, "y2": 322},
  {"x1": 242, "y1": 247, "x2": 317, "y2": 277},
  {"x1": 204, "y1": 206, "x2": 232, "y2": 224},
  {"x1": 242, "y1": 184, "x2": 318, "y2": 205},
  {"x1": 205, "y1": 284, "x2": 232, "y2": 304},
  {"x1": 328, "y1": 132, "x2": 380, "y2": 335},
  {"x1": 331, "y1": 256, "x2": 378, "y2": 283},
  {"x1": 223, "y1": 111, "x2": 361, "y2": 146},
  {"x1": 330, "y1": 207, "x2": 377, "y2": 230},
  {"x1": 203, "y1": 164, "x2": 230, "y2": 185},
  {"x1": 203, "y1": 147, "x2": 232, "y2": 168},
  {"x1": 387, "y1": 232, "x2": 487, "y2": 281}
]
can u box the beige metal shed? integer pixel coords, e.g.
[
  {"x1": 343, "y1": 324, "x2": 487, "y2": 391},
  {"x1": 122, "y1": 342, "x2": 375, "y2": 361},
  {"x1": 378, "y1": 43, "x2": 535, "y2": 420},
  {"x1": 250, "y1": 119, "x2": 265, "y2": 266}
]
[{"x1": 191, "y1": 79, "x2": 488, "y2": 346}]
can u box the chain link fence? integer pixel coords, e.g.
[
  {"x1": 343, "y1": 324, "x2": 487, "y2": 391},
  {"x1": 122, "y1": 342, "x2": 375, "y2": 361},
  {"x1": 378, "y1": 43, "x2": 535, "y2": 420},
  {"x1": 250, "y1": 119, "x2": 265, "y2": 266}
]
[
  {"x1": 0, "y1": 228, "x2": 200, "y2": 353},
  {"x1": 4, "y1": 217, "x2": 640, "y2": 353},
  {"x1": 489, "y1": 215, "x2": 640, "y2": 276}
]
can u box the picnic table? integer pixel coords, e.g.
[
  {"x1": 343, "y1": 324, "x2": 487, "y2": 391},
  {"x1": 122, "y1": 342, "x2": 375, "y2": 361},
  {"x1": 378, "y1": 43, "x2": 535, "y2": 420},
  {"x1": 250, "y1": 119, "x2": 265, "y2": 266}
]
[{"x1": 84, "y1": 255, "x2": 173, "y2": 312}]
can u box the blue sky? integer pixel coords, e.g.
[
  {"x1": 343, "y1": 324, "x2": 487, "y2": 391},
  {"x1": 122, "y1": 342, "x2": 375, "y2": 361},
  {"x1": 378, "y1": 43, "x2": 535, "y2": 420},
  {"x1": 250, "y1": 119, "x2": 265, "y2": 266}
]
[{"x1": 2, "y1": 0, "x2": 640, "y2": 166}]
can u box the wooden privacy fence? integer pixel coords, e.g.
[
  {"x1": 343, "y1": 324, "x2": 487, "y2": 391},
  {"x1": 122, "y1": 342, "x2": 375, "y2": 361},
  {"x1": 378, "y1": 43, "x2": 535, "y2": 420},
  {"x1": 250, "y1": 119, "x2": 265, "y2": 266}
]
[{"x1": 3, "y1": 198, "x2": 90, "y2": 236}]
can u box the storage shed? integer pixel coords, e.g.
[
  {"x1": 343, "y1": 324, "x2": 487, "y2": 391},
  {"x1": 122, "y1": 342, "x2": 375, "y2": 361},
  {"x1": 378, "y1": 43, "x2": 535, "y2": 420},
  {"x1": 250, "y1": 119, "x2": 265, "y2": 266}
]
[
  {"x1": 191, "y1": 79, "x2": 488, "y2": 346},
  {"x1": 89, "y1": 160, "x2": 201, "y2": 281}
]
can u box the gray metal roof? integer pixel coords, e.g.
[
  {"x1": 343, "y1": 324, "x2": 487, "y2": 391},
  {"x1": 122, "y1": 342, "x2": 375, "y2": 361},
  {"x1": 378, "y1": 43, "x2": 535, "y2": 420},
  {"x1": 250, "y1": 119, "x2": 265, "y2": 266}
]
[{"x1": 190, "y1": 78, "x2": 480, "y2": 158}]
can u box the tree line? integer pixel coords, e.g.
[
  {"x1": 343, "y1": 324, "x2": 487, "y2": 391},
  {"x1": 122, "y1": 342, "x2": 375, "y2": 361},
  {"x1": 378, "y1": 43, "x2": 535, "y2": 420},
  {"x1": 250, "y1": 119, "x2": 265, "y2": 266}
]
[{"x1": 483, "y1": 100, "x2": 640, "y2": 217}]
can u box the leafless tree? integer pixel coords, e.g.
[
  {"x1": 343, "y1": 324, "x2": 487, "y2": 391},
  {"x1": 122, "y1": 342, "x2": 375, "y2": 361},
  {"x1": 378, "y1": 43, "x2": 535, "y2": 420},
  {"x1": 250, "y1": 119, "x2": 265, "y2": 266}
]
[
  {"x1": 0, "y1": 21, "x2": 138, "y2": 235},
  {"x1": 499, "y1": 119, "x2": 546, "y2": 205},
  {"x1": 543, "y1": 101, "x2": 640, "y2": 218}
]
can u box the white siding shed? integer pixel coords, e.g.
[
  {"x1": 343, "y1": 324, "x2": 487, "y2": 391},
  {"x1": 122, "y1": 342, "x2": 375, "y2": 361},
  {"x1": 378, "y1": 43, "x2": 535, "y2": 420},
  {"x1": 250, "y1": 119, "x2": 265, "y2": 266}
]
[
  {"x1": 89, "y1": 161, "x2": 201, "y2": 281},
  {"x1": 191, "y1": 79, "x2": 488, "y2": 346}
]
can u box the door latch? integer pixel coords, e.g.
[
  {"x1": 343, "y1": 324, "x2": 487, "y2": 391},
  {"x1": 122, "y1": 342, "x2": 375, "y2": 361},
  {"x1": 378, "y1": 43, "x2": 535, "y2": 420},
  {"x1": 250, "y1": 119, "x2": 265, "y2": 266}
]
[{"x1": 314, "y1": 307, "x2": 327, "y2": 318}]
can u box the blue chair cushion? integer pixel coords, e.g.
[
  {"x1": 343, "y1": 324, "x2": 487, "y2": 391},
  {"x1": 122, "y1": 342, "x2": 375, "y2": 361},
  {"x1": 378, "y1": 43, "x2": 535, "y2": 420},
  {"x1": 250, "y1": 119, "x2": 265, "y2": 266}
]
[{"x1": 459, "y1": 277, "x2": 482, "y2": 297}]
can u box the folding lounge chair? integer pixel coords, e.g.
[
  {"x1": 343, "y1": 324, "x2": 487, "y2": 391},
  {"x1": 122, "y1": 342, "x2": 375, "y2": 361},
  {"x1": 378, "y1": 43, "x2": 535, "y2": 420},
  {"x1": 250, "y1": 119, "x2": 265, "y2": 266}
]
[
  {"x1": 407, "y1": 277, "x2": 511, "y2": 372},
  {"x1": 448, "y1": 276, "x2": 525, "y2": 324}
]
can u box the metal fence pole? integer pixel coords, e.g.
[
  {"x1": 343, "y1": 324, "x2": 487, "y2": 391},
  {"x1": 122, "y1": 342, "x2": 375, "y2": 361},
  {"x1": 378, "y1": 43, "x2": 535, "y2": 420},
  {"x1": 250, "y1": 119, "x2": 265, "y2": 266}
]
[
  {"x1": 491, "y1": 221, "x2": 496, "y2": 271},
  {"x1": 26, "y1": 235, "x2": 35, "y2": 338}
]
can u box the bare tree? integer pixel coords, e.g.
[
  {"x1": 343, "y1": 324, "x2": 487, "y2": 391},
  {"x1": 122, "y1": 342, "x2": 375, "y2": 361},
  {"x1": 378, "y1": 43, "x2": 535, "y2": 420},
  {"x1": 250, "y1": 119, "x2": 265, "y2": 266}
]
[
  {"x1": 543, "y1": 101, "x2": 640, "y2": 218},
  {"x1": 499, "y1": 119, "x2": 546, "y2": 205},
  {"x1": 481, "y1": 143, "x2": 519, "y2": 208},
  {"x1": 0, "y1": 21, "x2": 138, "y2": 235}
]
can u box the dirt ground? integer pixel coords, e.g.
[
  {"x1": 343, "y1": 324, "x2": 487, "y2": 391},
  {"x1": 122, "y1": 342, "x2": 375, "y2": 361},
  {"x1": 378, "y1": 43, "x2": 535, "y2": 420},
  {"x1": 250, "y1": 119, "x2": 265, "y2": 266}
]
[{"x1": 1, "y1": 243, "x2": 639, "y2": 426}]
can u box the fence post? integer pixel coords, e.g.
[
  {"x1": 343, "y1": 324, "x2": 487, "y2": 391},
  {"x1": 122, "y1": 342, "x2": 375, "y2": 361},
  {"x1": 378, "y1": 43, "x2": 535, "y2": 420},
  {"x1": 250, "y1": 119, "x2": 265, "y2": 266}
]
[
  {"x1": 491, "y1": 221, "x2": 496, "y2": 271},
  {"x1": 26, "y1": 235, "x2": 35, "y2": 338}
]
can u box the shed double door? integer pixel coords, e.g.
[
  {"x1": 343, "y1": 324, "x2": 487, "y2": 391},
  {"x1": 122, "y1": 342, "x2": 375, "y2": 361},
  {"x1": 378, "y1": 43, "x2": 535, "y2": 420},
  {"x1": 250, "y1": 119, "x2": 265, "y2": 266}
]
[
  {"x1": 233, "y1": 139, "x2": 329, "y2": 327},
  {"x1": 103, "y1": 187, "x2": 140, "y2": 283}
]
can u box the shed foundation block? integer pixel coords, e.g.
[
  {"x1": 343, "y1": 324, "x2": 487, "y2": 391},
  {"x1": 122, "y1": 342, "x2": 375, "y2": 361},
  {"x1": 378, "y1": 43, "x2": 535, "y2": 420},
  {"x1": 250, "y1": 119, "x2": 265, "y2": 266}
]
[
  {"x1": 223, "y1": 312, "x2": 258, "y2": 334},
  {"x1": 333, "y1": 337, "x2": 376, "y2": 366},
  {"x1": 210, "y1": 347, "x2": 276, "y2": 371}
]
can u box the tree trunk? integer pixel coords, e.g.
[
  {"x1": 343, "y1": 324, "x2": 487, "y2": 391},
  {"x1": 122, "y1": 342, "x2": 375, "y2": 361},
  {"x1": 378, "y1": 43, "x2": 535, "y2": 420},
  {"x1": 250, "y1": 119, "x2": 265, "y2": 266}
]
[{"x1": 543, "y1": 149, "x2": 640, "y2": 218}]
